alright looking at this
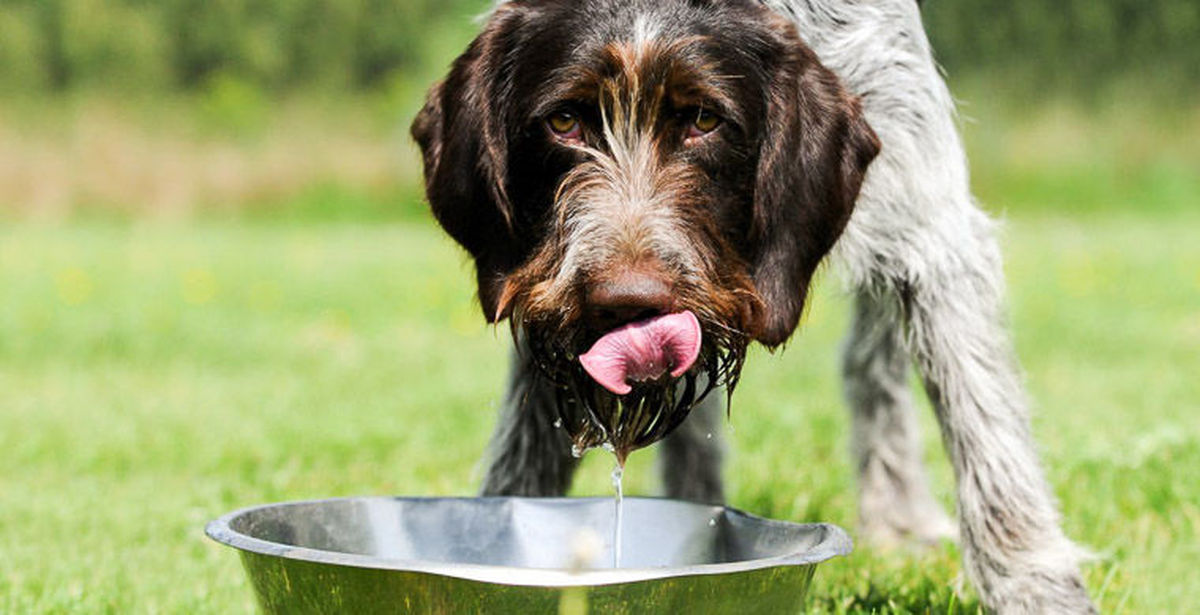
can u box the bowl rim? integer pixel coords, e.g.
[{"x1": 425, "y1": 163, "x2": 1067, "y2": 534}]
[{"x1": 205, "y1": 495, "x2": 852, "y2": 587}]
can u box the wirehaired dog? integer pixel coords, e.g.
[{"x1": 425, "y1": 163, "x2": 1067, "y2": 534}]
[{"x1": 412, "y1": 0, "x2": 1096, "y2": 611}]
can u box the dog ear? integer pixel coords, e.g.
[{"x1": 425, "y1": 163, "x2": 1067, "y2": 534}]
[
  {"x1": 749, "y1": 31, "x2": 880, "y2": 347},
  {"x1": 411, "y1": 6, "x2": 527, "y2": 323}
]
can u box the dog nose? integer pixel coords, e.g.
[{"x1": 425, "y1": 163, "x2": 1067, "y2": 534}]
[{"x1": 586, "y1": 271, "x2": 674, "y2": 330}]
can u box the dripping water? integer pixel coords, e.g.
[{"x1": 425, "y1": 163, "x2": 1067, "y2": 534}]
[{"x1": 611, "y1": 464, "x2": 624, "y2": 568}]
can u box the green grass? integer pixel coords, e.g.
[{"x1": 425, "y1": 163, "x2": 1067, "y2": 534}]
[
  {"x1": 1, "y1": 208, "x2": 1197, "y2": 613},
  {"x1": 955, "y1": 89, "x2": 1200, "y2": 219}
]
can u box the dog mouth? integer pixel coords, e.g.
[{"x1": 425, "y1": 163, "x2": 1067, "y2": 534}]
[{"x1": 522, "y1": 310, "x2": 747, "y2": 464}]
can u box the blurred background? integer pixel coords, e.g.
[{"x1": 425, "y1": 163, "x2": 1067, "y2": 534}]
[
  {"x1": 1, "y1": 1, "x2": 1197, "y2": 613},
  {"x1": 0, "y1": 0, "x2": 1196, "y2": 219}
]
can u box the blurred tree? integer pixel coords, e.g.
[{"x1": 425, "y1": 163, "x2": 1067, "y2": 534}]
[
  {"x1": 58, "y1": 0, "x2": 170, "y2": 90},
  {"x1": 0, "y1": 4, "x2": 43, "y2": 90},
  {"x1": 923, "y1": 0, "x2": 1200, "y2": 95},
  {"x1": 0, "y1": 0, "x2": 1195, "y2": 96}
]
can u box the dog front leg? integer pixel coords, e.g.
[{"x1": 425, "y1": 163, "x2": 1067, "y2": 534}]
[
  {"x1": 906, "y1": 221, "x2": 1096, "y2": 613},
  {"x1": 843, "y1": 287, "x2": 955, "y2": 546},
  {"x1": 480, "y1": 344, "x2": 581, "y2": 497},
  {"x1": 658, "y1": 390, "x2": 726, "y2": 505}
]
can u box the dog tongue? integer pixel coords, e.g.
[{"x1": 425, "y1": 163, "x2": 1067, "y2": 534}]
[{"x1": 578, "y1": 311, "x2": 702, "y2": 395}]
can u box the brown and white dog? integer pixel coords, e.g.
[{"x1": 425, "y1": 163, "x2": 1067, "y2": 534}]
[{"x1": 412, "y1": 1, "x2": 1096, "y2": 612}]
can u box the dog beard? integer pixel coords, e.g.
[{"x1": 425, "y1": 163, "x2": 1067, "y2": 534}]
[{"x1": 520, "y1": 318, "x2": 748, "y2": 464}]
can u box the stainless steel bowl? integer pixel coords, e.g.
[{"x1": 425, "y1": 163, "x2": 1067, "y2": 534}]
[{"x1": 206, "y1": 496, "x2": 850, "y2": 614}]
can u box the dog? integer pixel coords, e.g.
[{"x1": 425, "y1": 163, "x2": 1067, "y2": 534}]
[{"x1": 412, "y1": 0, "x2": 1096, "y2": 612}]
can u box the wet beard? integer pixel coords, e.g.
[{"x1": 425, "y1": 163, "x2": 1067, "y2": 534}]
[{"x1": 522, "y1": 321, "x2": 748, "y2": 464}]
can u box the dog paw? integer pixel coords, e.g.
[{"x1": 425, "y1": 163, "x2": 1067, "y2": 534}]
[
  {"x1": 971, "y1": 541, "x2": 1099, "y2": 615},
  {"x1": 980, "y1": 569, "x2": 1097, "y2": 615}
]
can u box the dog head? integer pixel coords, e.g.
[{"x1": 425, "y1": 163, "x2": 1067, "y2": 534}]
[{"x1": 412, "y1": 0, "x2": 878, "y2": 459}]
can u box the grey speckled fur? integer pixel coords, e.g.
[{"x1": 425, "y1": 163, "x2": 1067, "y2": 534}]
[
  {"x1": 480, "y1": 345, "x2": 580, "y2": 497},
  {"x1": 657, "y1": 387, "x2": 726, "y2": 505},
  {"x1": 770, "y1": 1, "x2": 1096, "y2": 612},
  {"x1": 843, "y1": 287, "x2": 957, "y2": 547},
  {"x1": 478, "y1": 1, "x2": 1096, "y2": 612}
]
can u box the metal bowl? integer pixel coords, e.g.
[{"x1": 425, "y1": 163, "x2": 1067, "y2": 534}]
[{"x1": 206, "y1": 496, "x2": 850, "y2": 614}]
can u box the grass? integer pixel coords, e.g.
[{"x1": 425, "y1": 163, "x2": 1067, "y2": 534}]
[
  {"x1": 0, "y1": 89, "x2": 1197, "y2": 612},
  {"x1": 1, "y1": 206, "x2": 1197, "y2": 612},
  {"x1": 0, "y1": 94, "x2": 427, "y2": 221},
  {"x1": 3, "y1": 86, "x2": 1199, "y2": 222},
  {"x1": 959, "y1": 92, "x2": 1200, "y2": 218}
]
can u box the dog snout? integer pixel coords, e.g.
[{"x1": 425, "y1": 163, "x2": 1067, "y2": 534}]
[{"x1": 585, "y1": 270, "x2": 674, "y2": 330}]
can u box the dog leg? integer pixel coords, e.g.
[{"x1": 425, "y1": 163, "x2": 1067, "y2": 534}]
[
  {"x1": 657, "y1": 390, "x2": 726, "y2": 504},
  {"x1": 903, "y1": 217, "x2": 1096, "y2": 613},
  {"x1": 778, "y1": 1, "x2": 1095, "y2": 608},
  {"x1": 480, "y1": 345, "x2": 581, "y2": 496},
  {"x1": 843, "y1": 288, "x2": 955, "y2": 547}
]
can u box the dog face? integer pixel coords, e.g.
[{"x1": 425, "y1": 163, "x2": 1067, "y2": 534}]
[{"x1": 413, "y1": 0, "x2": 879, "y2": 458}]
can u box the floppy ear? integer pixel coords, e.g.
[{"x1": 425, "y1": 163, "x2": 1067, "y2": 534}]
[
  {"x1": 411, "y1": 6, "x2": 526, "y2": 322},
  {"x1": 749, "y1": 32, "x2": 880, "y2": 347}
]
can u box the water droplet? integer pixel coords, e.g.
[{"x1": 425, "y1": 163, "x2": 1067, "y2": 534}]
[
  {"x1": 705, "y1": 432, "x2": 713, "y2": 440},
  {"x1": 708, "y1": 518, "x2": 717, "y2": 527},
  {"x1": 601, "y1": 442, "x2": 615, "y2": 453},
  {"x1": 571, "y1": 444, "x2": 584, "y2": 458},
  {"x1": 553, "y1": 418, "x2": 563, "y2": 429}
]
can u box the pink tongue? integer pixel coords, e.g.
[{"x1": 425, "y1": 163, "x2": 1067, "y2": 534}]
[{"x1": 578, "y1": 311, "x2": 702, "y2": 395}]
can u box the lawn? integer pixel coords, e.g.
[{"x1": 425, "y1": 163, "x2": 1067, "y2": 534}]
[{"x1": 1, "y1": 206, "x2": 1196, "y2": 613}]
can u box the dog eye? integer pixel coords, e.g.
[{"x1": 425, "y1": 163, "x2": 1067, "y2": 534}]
[
  {"x1": 688, "y1": 108, "x2": 721, "y2": 138},
  {"x1": 547, "y1": 112, "x2": 582, "y2": 139}
]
